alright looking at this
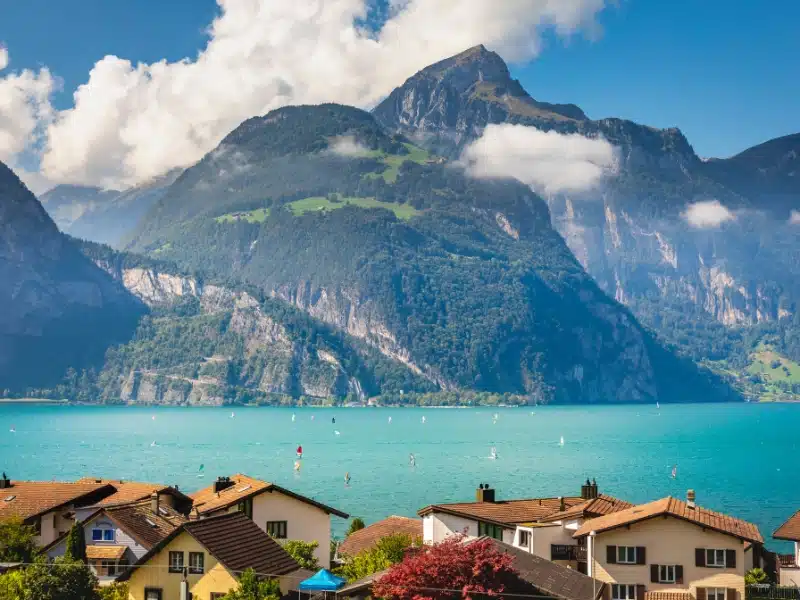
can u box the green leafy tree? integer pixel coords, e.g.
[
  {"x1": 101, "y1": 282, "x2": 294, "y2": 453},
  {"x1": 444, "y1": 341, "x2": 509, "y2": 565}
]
[
  {"x1": 0, "y1": 569, "x2": 25, "y2": 600},
  {"x1": 65, "y1": 521, "x2": 88, "y2": 563},
  {"x1": 336, "y1": 533, "x2": 419, "y2": 582},
  {"x1": 0, "y1": 518, "x2": 38, "y2": 563},
  {"x1": 282, "y1": 540, "x2": 319, "y2": 571},
  {"x1": 375, "y1": 533, "x2": 419, "y2": 564},
  {"x1": 21, "y1": 556, "x2": 100, "y2": 600},
  {"x1": 346, "y1": 518, "x2": 366, "y2": 537},
  {"x1": 99, "y1": 582, "x2": 130, "y2": 600},
  {"x1": 745, "y1": 568, "x2": 768, "y2": 585},
  {"x1": 222, "y1": 568, "x2": 281, "y2": 600}
]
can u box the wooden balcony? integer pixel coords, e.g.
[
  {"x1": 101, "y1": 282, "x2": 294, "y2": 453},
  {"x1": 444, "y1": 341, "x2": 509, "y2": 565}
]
[{"x1": 551, "y1": 544, "x2": 586, "y2": 561}]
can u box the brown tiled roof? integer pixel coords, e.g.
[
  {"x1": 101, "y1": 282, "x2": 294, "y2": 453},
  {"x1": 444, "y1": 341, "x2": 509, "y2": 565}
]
[
  {"x1": 105, "y1": 499, "x2": 187, "y2": 549},
  {"x1": 418, "y1": 497, "x2": 585, "y2": 527},
  {"x1": 574, "y1": 497, "x2": 763, "y2": 543},
  {"x1": 190, "y1": 474, "x2": 348, "y2": 518},
  {"x1": 774, "y1": 510, "x2": 800, "y2": 542},
  {"x1": 0, "y1": 481, "x2": 115, "y2": 522},
  {"x1": 339, "y1": 516, "x2": 422, "y2": 557},
  {"x1": 86, "y1": 545, "x2": 126, "y2": 560},
  {"x1": 120, "y1": 512, "x2": 299, "y2": 582},
  {"x1": 485, "y1": 538, "x2": 605, "y2": 600},
  {"x1": 645, "y1": 592, "x2": 694, "y2": 600},
  {"x1": 76, "y1": 478, "x2": 189, "y2": 508},
  {"x1": 337, "y1": 569, "x2": 390, "y2": 597},
  {"x1": 540, "y1": 495, "x2": 633, "y2": 523}
]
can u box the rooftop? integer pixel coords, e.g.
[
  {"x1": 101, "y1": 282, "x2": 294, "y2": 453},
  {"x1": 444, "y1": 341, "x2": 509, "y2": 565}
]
[
  {"x1": 105, "y1": 498, "x2": 187, "y2": 549},
  {"x1": 539, "y1": 494, "x2": 633, "y2": 523},
  {"x1": 774, "y1": 510, "x2": 800, "y2": 542},
  {"x1": 419, "y1": 497, "x2": 586, "y2": 527},
  {"x1": 574, "y1": 496, "x2": 763, "y2": 543},
  {"x1": 0, "y1": 480, "x2": 115, "y2": 522},
  {"x1": 190, "y1": 474, "x2": 348, "y2": 518},
  {"x1": 338, "y1": 516, "x2": 422, "y2": 557},
  {"x1": 86, "y1": 545, "x2": 127, "y2": 561},
  {"x1": 76, "y1": 478, "x2": 190, "y2": 508}
]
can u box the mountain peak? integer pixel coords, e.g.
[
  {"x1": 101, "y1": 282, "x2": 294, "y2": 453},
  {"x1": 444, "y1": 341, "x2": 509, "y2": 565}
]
[{"x1": 418, "y1": 44, "x2": 512, "y2": 91}]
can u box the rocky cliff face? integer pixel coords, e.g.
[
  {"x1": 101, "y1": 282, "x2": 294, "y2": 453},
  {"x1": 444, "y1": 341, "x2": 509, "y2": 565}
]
[
  {"x1": 0, "y1": 162, "x2": 144, "y2": 392},
  {"x1": 373, "y1": 45, "x2": 800, "y2": 331}
]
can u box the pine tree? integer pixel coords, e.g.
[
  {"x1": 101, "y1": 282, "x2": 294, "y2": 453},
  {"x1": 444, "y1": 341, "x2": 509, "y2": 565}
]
[{"x1": 65, "y1": 521, "x2": 88, "y2": 563}]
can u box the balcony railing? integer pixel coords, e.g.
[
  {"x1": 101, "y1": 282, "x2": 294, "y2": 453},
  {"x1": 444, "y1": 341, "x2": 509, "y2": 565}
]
[
  {"x1": 779, "y1": 554, "x2": 798, "y2": 568},
  {"x1": 551, "y1": 544, "x2": 586, "y2": 561}
]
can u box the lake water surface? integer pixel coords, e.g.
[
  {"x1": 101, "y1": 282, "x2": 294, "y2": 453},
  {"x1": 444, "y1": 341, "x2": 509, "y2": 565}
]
[{"x1": 1, "y1": 403, "x2": 797, "y2": 545}]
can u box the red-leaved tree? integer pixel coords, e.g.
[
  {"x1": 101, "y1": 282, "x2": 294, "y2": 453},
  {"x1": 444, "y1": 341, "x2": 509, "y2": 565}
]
[{"x1": 372, "y1": 534, "x2": 517, "y2": 600}]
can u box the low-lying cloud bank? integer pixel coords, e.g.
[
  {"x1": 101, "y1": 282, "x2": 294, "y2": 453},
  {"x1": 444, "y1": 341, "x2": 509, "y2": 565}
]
[
  {"x1": 460, "y1": 123, "x2": 619, "y2": 195},
  {"x1": 682, "y1": 200, "x2": 736, "y2": 229}
]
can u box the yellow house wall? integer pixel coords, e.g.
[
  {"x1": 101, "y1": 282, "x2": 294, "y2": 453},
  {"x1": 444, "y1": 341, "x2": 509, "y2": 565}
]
[
  {"x1": 589, "y1": 517, "x2": 746, "y2": 600},
  {"x1": 127, "y1": 531, "x2": 238, "y2": 600}
]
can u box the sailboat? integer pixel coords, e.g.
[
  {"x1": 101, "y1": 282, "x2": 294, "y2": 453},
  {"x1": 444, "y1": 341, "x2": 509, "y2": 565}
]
[
  {"x1": 657, "y1": 401, "x2": 660, "y2": 410},
  {"x1": 230, "y1": 411, "x2": 235, "y2": 418},
  {"x1": 150, "y1": 440, "x2": 157, "y2": 447},
  {"x1": 388, "y1": 416, "x2": 392, "y2": 424},
  {"x1": 489, "y1": 447, "x2": 498, "y2": 460},
  {"x1": 421, "y1": 416, "x2": 426, "y2": 424},
  {"x1": 334, "y1": 430, "x2": 341, "y2": 436},
  {"x1": 671, "y1": 465, "x2": 677, "y2": 479},
  {"x1": 296, "y1": 445, "x2": 303, "y2": 458},
  {"x1": 344, "y1": 472, "x2": 351, "y2": 485},
  {"x1": 409, "y1": 453, "x2": 416, "y2": 467},
  {"x1": 292, "y1": 413, "x2": 296, "y2": 422},
  {"x1": 9, "y1": 425, "x2": 15, "y2": 433},
  {"x1": 559, "y1": 436, "x2": 565, "y2": 447}
]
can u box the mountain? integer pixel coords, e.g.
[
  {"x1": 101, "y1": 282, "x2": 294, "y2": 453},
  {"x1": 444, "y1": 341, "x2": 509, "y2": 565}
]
[
  {"x1": 40, "y1": 170, "x2": 181, "y2": 248},
  {"x1": 0, "y1": 161, "x2": 144, "y2": 392},
  {"x1": 126, "y1": 103, "x2": 730, "y2": 404},
  {"x1": 373, "y1": 45, "x2": 800, "y2": 399}
]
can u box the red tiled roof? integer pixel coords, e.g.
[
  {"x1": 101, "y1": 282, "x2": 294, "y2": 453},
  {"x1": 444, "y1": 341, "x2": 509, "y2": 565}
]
[
  {"x1": 574, "y1": 497, "x2": 763, "y2": 543},
  {"x1": 774, "y1": 510, "x2": 800, "y2": 542},
  {"x1": 418, "y1": 497, "x2": 586, "y2": 527},
  {"x1": 539, "y1": 495, "x2": 633, "y2": 523},
  {"x1": 86, "y1": 545, "x2": 126, "y2": 560},
  {"x1": 76, "y1": 478, "x2": 187, "y2": 508},
  {"x1": 105, "y1": 499, "x2": 187, "y2": 549},
  {"x1": 339, "y1": 516, "x2": 422, "y2": 557},
  {"x1": 0, "y1": 481, "x2": 114, "y2": 522},
  {"x1": 190, "y1": 474, "x2": 347, "y2": 518}
]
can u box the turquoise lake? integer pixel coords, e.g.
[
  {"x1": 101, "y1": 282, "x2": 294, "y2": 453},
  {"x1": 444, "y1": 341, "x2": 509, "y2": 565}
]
[{"x1": 1, "y1": 403, "x2": 797, "y2": 547}]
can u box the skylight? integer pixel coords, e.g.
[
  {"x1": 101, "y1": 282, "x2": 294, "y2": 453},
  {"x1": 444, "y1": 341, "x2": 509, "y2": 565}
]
[
  {"x1": 145, "y1": 518, "x2": 157, "y2": 527},
  {"x1": 158, "y1": 506, "x2": 169, "y2": 516},
  {"x1": 236, "y1": 485, "x2": 252, "y2": 493},
  {"x1": 3, "y1": 495, "x2": 15, "y2": 502}
]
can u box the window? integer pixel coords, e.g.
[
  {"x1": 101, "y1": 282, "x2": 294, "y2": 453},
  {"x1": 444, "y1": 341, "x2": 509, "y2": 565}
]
[
  {"x1": 267, "y1": 521, "x2": 288, "y2": 539},
  {"x1": 101, "y1": 560, "x2": 117, "y2": 576},
  {"x1": 612, "y1": 585, "x2": 637, "y2": 600},
  {"x1": 238, "y1": 497, "x2": 253, "y2": 519},
  {"x1": 92, "y1": 528, "x2": 114, "y2": 542},
  {"x1": 617, "y1": 546, "x2": 638, "y2": 564},
  {"x1": 707, "y1": 589, "x2": 727, "y2": 600},
  {"x1": 518, "y1": 530, "x2": 530, "y2": 548},
  {"x1": 477, "y1": 521, "x2": 503, "y2": 540},
  {"x1": 659, "y1": 565, "x2": 676, "y2": 583},
  {"x1": 168, "y1": 551, "x2": 185, "y2": 573},
  {"x1": 145, "y1": 588, "x2": 163, "y2": 600},
  {"x1": 189, "y1": 552, "x2": 205, "y2": 575},
  {"x1": 707, "y1": 549, "x2": 727, "y2": 567}
]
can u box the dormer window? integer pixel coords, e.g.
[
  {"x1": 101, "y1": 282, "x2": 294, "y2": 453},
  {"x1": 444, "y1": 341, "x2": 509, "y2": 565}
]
[{"x1": 91, "y1": 528, "x2": 115, "y2": 542}]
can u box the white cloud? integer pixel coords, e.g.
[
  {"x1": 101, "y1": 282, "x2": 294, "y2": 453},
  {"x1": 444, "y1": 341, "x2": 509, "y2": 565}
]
[
  {"x1": 460, "y1": 123, "x2": 618, "y2": 195},
  {"x1": 328, "y1": 135, "x2": 371, "y2": 157},
  {"x1": 0, "y1": 46, "x2": 8, "y2": 71},
  {"x1": 682, "y1": 200, "x2": 735, "y2": 229},
  {"x1": 789, "y1": 210, "x2": 800, "y2": 225},
  {"x1": 29, "y1": 0, "x2": 608, "y2": 188}
]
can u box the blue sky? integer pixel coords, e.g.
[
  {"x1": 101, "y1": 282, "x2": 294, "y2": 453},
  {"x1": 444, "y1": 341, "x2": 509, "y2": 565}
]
[{"x1": 1, "y1": 0, "x2": 798, "y2": 159}]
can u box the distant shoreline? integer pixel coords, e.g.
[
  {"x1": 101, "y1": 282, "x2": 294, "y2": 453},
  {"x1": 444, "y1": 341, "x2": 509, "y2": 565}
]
[{"x1": 0, "y1": 398, "x2": 67, "y2": 404}]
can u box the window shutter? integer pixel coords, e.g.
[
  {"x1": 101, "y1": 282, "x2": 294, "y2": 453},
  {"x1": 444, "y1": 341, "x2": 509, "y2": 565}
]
[
  {"x1": 607, "y1": 545, "x2": 617, "y2": 564},
  {"x1": 726, "y1": 589, "x2": 737, "y2": 600},
  {"x1": 696, "y1": 548, "x2": 706, "y2": 567},
  {"x1": 651, "y1": 564, "x2": 659, "y2": 583},
  {"x1": 725, "y1": 550, "x2": 736, "y2": 568},
  {"x1": 636, "y1": 585, "x2": 646, "y2": 600},
  {"x1": 637, "y1": 547, "x2": 647, "y2": 565},
  {"x1": 696, "y1": 589, "x2": 706, "y2": 600},
  {"x1": 676, "y1": 565, "x2": 684, "y2": 584}
]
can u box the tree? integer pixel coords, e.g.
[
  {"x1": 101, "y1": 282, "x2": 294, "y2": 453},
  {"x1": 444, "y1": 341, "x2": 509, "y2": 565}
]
[
  {"x1": 337, "y1": 533, "x2": 422, "y2": 583},
  {"x1": 373, "y1": 534, "x2": 516, "y2": 600},
  {"x1": 65, "y1": 521, "x2": 88, "y2": 563},
  {"x1": 222, "y1": 568, "x2": 281, "y2": 600},
  {"x1": 99, "y1": 582, "x2": 130, "y2": 600},
  {"x1": 282, "y1": 540, "x2": 319, "y2": 571},
  {"x1": 346, "y1": 518, "x2": 366, "y2": 537},
  {"x1": 0, "y1": 569, "x2": 25, "y2": 600},
  {"x1": 0, "y1": 518, "x2": 38, "y2": 563},
  {"x1": 745, "y1": 568, "x2": 769, "y2": 585},
  {"x1": 375, "y1": 533, "x2": 419, "y2": 564},
  {"x1": 21, "y1": 556, "x2": 100, "y2": 600}
]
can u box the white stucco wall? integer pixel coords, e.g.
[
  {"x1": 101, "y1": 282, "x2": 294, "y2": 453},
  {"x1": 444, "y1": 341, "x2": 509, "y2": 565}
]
[
  {"x1": 425, "y1": 512, "x2": 479, "y2": 543},
  {"x1": 780, "y1": 566, "x2": 800, "y2": 587}
]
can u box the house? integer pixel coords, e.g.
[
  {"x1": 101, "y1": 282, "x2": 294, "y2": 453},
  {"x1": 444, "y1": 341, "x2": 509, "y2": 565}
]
[
  {"x1": 336, "y1": 536, "x2": 607, "y2": 600},
  {"x1": 189, "y1": 474, "x2": 349, "y2": 568},
  {"x1": 338, "y1": 516, "x2": 422, "y2": 558},
  {"x1": 45, "y1": 494, "x2": 188, "y2": 584},
  {"x1": 119, "y1": 511, "x2": 300, "y2": 600},
  {"x1": 573, "y1": 490, "x2": 763, "y2": 600},
  {"x1": 418, "y1": 480, "x2": 631, "y2": 570},
  {"x1": 0, "y1": 473, "x2": 116, "y2": 546},
  {"x1": 73, "y1": 478, "x2": 193, "y2": 520},
  {"x1": 773, "y1": 509, "x2": 800, "y2": 586}
]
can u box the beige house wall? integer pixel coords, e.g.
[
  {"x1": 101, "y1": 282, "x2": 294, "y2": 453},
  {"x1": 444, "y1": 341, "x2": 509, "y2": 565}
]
[{"x1": 589, "y1": 517, "x2": 746, "y2": 600}]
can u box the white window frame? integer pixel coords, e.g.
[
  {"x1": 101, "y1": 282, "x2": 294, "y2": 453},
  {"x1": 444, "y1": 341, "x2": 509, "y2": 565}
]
[
  {"x1": 659, "y1": 565, "x2": 676, "y2": 583},
  {"x1": 707, "y1": 588, "x2": 727, "y2": 600},
  {"x1": 706, "y1": 549, "x2": 726, "y2": 568},
  {"x1": 91, "y1": 528, "x2": 114, "y2": 542},
  {"x1": 617, "y1": 546, "x2": 638, "y2": 564},
  {"x1": 612, "y1": 584, "x2": 637, "y2": 600},
  {"x1": 188, "y1": 552, "x2": 205, "y2": 575},
  {"x1": 517, "y1": 528, "x2": 531, "y2": 549}
]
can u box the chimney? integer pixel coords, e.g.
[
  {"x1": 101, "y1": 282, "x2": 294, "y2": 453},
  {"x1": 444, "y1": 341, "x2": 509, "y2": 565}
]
[
  {"x1": 151, "y1": 492, "x2": 159, "y2": 515},
  {"x1": 214, "y1": 476, "x2": 235, "y2": 494},
  {"x1": 0, "y1": 473, "x2": 10, "y2": 490},
  {"x1": 476, "y1": 484, "x2": 496, "y2": 503},
  {"x1": 687, "y1": 489, "x2": 696, "y2": 509},
  {"x1": 581, "y1": 479, "x2": 591, "y2": 500},
  {"x1": 590, "y1": 478, "x2": 598, "y2": 499},
  {"x1": 559, "y1": 496, "x2": 565, "y2": 511}
]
